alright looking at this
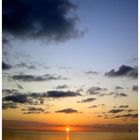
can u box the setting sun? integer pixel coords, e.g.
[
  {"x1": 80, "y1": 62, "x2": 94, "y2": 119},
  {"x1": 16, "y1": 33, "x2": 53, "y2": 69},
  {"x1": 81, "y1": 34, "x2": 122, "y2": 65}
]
[{"x1": 66, "y1": 127, "x2": 70, "y2": 132}]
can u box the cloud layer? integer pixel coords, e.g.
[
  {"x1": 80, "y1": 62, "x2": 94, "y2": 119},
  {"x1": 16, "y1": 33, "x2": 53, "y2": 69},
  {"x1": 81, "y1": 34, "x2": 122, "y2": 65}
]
[{"x1": 11, "y1": 74, "x2": 67, "y2": 82}]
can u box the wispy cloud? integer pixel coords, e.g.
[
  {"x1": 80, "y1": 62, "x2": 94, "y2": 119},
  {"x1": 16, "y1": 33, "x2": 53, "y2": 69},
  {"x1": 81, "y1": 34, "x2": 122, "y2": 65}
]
[
  {"x1": 87, "y1": 86, "x2": 107, "y2": 95},
  {"x1": 17, "y1": 84, "x2": 24, "y2": 89},
  {"x1": 16, "y1": 62, "x2": 36, "y2": 69},
  {"x1": 22, "y1": 107, "x2": 49, "y2": 114},
  {"x1": 55, "y1": 85, "x2": 68, "y2": 89},
  {"x1": 113, "y1": 114, "x2": 138, "y2": 119},
  {"x1": 109, "y1": 92, "x2": 128, "y2": 98},
  {"x1": 84, "y1": 71, "x2": 98, "y2": 75},
  {"x1": 11, "y1": 74, "x2": 67, "y2": 82}
]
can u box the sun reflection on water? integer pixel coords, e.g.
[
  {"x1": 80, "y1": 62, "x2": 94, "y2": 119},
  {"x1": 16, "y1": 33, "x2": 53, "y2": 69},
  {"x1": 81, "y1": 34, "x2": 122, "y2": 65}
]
[{"x1": 66, "y1": 132, "x2": 70, "y2": 140}]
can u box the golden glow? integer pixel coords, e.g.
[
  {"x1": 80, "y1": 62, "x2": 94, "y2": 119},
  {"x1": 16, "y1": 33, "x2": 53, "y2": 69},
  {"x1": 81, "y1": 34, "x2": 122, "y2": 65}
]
[
  {"x1": 66, "y1": 132, "x2": 69, "y2": 140},
  {"x1": 66, "y1": 127, "x2": 70, "y2": 132}
]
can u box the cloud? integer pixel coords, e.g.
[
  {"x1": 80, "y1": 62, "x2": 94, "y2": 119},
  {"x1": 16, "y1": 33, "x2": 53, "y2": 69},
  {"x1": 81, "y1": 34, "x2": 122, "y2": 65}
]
[
  {"x1": 3, "y1": 90, "x2": 81, "y2": 107},
  {"x1": 2, "y1": 62, "x2": 12, "y2": 70},
  {"x1": 3, "y1": 0, "x2": 83, "y2": 42},
  {"x1": 119, "y1": 105, "x2": 129, "y2": 108},
  {"x1": 17, "y1": 84, "x2": 24, "y2": 89},
  {"x1": 77, "y1": 98, "x2": 96, "y2": 103},
  {"x1": 2, "y1": 89, "x2": 18, "y2": 95},
  {"x1": 132, "y1": 85, "x2": 138, "y2": 91},
  {"x1": 108, "y1": 92, "x2": 128, "y2": 98},
  {"x1": 97, "y1": 115, "x2": 102, "y2": 117},
  {"x1": 85, "y1": 71, "x2": 98, "y2": 75},
  {"x1": 3, "y1": 94, "x2": 29, "y2": 103},
  {"x1": 109, "y1": 109, "x2": 124, "y2": 113},
  {"x1": 127, "y1": 109, "x2": 135, "y2": 113},
  {"x1": 47, "y1": 90, "x2": 81, "y2": 98},
  {"x1": 3, "y1": 93, "x2": 45, "y2": 105},
  {"x1": 87, "y1": 87, "x2": 107, "y2": 95},
  {"x1": 105, "y1": 65, "x2": 138, "y2": 79},
  {"x1": 55, "y1": 108, "x2": 78, "y2": 114},
  {"x1": 11, "y1": 74, "x2": 67, "y2": 82},
  {"x1": 114, "y1": 93, "x2": 128, "y2": 97},
  {"x1": 113, "y1": 114, "x2": 138, "y2": 119},
  {"x1": 16, "y1": 62, "x2": 36, "y2": 69},
  {"x1": 76, "y1": 88, "x2": 84, "y2": 93},
  {"x1": 55, "y1": 84, "x2": 68, "y2": 89},
  {"x1": 2, "y1": 102, "x2": 17, "y2": 110},
  {"x1": 22, "y1": 107, "x2": 46, "y2": 114},
  {"x1": 29, "y1": 90, "x2": 81, "y2": 101},
  {"x1": 88, "y1": 105, "x2": 98, "y2": 108},
  {"x1": 115, "y1": 86, "x2": 123, "y2": 90}
]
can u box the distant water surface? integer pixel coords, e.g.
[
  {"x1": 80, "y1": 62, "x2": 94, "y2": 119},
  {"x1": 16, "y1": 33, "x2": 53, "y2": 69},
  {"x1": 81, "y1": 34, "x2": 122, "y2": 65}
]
[{"x1": 3, "y1": 130, "x2": 138, "y2": 140}]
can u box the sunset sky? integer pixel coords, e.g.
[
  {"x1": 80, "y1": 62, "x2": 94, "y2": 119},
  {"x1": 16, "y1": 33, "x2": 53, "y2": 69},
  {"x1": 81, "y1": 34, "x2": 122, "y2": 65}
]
[{"x1": 2, "y1": 0, "x2": 138, "y2": 132}]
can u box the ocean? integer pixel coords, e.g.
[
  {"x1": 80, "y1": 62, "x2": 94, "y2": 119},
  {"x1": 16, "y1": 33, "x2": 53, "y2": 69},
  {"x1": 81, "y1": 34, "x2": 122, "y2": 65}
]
[{"x1": 3, "y1": 130, "x2": 138, "y2": 140}]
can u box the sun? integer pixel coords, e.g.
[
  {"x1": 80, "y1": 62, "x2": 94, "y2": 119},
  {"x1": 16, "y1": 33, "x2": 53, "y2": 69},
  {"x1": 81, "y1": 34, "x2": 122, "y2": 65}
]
[{"x1": 66, "y1": 127, "x2": 70, "y2": 132}]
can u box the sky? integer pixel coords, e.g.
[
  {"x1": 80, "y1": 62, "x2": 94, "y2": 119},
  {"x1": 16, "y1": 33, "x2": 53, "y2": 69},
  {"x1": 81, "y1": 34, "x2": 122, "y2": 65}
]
[{"x1": 2, "y1": 0, "x2": 138, "y2": 132}]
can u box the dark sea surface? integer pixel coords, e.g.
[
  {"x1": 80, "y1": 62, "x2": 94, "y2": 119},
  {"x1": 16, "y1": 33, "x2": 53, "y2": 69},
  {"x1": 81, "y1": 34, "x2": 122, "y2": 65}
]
[{"x1": 3, "y1": 130, "x2": 138, "y2": 140}]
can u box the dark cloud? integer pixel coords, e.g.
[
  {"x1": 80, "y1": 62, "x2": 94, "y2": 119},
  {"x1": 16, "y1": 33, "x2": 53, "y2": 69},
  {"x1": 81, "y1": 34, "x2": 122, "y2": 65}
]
[
  {"x1": 3, "y1": 94, "x2": 29, "y2": 103},
  {"x1": 127, "y1": 109, "x2": 135, "y2": 113},
  {"x1": 105, "y1": 65, "x2": 138, "y2": 79},
  {"x1": 88, "y1": 105, "x2": 98, "y2": 108},
  {"x1": 119, "y1": 105, "x2": 129, "y2": 108},
  {"x1": 55, "y1": 84, "x2": 68, "y2": 89},
  {"x1": 77, "y1": 98, "x2": 96, "y2": 103},
  {"x1": 47, "y1": 90, "x2": 81, "y2": 98},
  {"x1": 3, "y1": 0, "x2": 84, "y2": 42},
  {"x1": 97, "y1": 115, "x2": 102, "y2": 117},
  {"x1": 3, "y1": 93, "x2": 46, "y2": 105},
  {"x1": 22, "y1": 107, "x2": 46, "y2": 114},
  {"x1": 114, "y1": 93, "x2": 128, "y2": 97},
  {"x1": 113, "y1": 114, "x2": 138, "y2": 119},
  {"x1": 3, "y1": 90, "x2": 81, "y2": 106},
  {"x1": 2, "y1": 62, "x2": 12, "y2": 70},
  {"x1": 115, "y1": 86, "x2": 123, "y2": 90},
  {"x1": 55, "y1": 108, "x2": 78, "y2": 114},
  {"x1": 132, "y1": 85, "x2": 138, "y2": 91},
  {"x1": 2, "y1": 102, "x2": 17, "y2": 110},
  {"x1": 109, "y1": 109, "x2": 124, "y2": 113},
  {"x1": 12, "y1": 74, "x2": 67, "y2": 82},
  {"x1": 87, "y1": 87, "x2": 107, "y2": 95},
  {"x1": 108, "y1": 92, "x2": 128, "y2": 98}
]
